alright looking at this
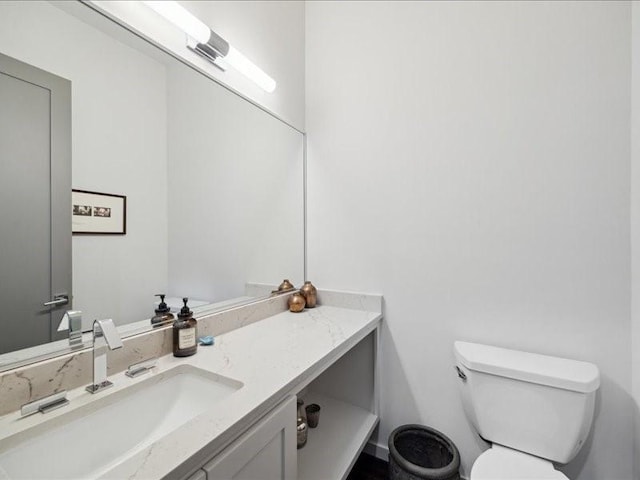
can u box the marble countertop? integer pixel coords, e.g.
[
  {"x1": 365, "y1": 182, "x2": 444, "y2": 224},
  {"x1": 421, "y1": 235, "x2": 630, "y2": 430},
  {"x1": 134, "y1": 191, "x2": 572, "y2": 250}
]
[{"x1": 0, "y1": 304, "x2": 382, "y2": 479}]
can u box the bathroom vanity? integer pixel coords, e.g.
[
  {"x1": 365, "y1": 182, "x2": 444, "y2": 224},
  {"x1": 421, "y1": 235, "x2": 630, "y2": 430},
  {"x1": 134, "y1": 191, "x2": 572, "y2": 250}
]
[
  {"x1": 0, "y1": 3, "x2": 380, "y2": 478},
  {"x1": 0, "y1": 290, "x2": 382, "y2": 480}
]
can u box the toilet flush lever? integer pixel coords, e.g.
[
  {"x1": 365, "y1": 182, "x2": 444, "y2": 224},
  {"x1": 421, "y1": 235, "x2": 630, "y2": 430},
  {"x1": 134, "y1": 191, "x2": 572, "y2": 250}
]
[{"x1": 455, "y1": 366, "x2": 467, "y2": 381}]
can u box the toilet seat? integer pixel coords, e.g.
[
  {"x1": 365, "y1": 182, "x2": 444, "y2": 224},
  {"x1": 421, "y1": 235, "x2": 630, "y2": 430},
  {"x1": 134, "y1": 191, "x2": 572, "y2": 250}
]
[{"x1": 471, "y1": 445, "x2": 569, "y2": 480}]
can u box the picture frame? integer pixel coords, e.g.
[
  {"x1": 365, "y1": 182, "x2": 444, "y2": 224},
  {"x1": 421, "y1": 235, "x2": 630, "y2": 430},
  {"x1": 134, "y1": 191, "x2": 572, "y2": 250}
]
[{"x1": 72, "y1": 189, "x2": 126, "y2": 235}]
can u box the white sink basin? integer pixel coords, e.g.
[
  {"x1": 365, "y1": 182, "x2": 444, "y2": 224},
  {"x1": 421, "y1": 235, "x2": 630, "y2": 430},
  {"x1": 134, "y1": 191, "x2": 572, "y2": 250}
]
[{"x1": 0, "y1": 365, "x2": 242, "y2": 479}]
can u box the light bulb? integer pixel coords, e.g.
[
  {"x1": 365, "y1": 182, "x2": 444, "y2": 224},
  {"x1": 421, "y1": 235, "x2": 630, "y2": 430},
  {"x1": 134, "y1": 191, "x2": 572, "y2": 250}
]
[
  {"x1": 225, "y1": 47, "x2": 276, "y2": 93},
  {"x1": 143, "y1": 1, "x2": 276, "y2": 93},
  {"x1": 143, "y1": 1, "x2": 210, "y2": 45}
]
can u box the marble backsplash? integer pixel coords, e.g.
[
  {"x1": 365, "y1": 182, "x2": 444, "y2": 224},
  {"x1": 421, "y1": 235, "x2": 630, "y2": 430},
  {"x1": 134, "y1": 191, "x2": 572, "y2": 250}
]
[
  {"x1": 0, "y1": 287, "x2": 382, "y2": 417},
  {"x1": 0, "y1": 293, "x2": 290, "y2": 416}
]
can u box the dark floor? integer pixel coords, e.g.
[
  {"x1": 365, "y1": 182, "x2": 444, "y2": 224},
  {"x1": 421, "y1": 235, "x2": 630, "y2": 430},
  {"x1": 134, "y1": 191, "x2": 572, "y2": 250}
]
[{"x1": 347, "y1": 452, "x2": 388, "y2": 480}]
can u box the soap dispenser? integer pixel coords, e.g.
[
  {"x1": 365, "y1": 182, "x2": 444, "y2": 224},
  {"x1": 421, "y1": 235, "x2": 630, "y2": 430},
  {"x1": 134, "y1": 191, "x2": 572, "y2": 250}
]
[
  {"x1": 173, "y1": 297, "x2": 197, "y2": 357},
  {"x1": 151, "y1": 294, "x2": 174, "y2": 326}
]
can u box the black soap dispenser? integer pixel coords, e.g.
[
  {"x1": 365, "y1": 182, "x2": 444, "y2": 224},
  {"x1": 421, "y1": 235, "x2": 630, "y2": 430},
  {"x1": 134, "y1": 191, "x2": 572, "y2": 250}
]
[
  {"x1": 151, "y1": 294, "x2": 174, "y2": 326},
  {"x1": 173, "y1": 297, "x2": 197, "y2": 357}
]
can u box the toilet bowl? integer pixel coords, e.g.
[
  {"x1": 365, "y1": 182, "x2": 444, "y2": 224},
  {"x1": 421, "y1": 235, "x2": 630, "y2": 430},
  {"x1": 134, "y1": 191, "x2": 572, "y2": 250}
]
[
  {"x1": 470, "y1": 445, "x2": 568, "y2": 480},
  {"x1": 454, "y1": 341, "x2": 599, "y2": 480}
]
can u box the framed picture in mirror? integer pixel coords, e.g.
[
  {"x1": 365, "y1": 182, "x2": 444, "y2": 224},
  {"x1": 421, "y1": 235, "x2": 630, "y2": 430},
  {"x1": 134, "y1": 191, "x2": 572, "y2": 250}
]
[{"x1": 72, "y1": 189, "x2": 126, "y2": 235}]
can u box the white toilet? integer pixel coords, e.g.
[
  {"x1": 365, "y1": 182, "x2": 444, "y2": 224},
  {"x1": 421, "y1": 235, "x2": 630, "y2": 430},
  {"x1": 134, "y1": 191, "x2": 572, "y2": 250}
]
[{"x1": 454, "y1": 341, "x2": 600, "y2": 480}]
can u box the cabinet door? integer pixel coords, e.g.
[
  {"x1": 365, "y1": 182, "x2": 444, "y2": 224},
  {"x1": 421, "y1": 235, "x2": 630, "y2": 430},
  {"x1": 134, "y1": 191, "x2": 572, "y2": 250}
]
[
  {"x1": 203, "y1": 396, "x2": 297, "y2": 480},
  {"x1": 185, "y1": 470, "x2": 207, "y2": 480}
]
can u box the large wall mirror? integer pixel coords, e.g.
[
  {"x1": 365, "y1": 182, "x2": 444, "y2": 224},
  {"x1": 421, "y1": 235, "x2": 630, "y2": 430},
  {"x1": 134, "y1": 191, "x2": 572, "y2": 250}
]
[{"x1": 0, "y1": 1, "x2": 304, "y2": 371}]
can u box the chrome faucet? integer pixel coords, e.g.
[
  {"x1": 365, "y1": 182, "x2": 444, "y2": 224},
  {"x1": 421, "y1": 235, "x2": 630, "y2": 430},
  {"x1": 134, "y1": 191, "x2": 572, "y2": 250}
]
[
  {"x1": 64, "y1": 310, "x2": 83, "y2": 348},
  {"x1": 85, "y1": 319, "x2": 123, "y2": 394}
]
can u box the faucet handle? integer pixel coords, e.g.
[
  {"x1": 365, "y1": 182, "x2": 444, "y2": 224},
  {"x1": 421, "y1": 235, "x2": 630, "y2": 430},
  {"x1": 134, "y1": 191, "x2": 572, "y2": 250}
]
[{"x1": 94, "y1": 319, "x2": 123, "y2": 350}]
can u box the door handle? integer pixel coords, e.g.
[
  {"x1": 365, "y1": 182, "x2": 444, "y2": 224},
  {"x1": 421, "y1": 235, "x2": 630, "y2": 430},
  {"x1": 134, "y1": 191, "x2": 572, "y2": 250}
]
[{"x1": 44, "y1": 294, "x2": 69, "y2": 307}]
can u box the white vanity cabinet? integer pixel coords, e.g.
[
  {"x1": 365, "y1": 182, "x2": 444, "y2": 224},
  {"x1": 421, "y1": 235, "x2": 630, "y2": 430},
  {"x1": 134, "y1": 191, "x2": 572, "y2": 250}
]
[
  {"x1": 182, "y1": 396, "x2": 297, "y2": 480},
  {"x1": 202, "y1": 396, "x2": 297, "y2": 480},
  {"x1": 296, "y1": 330, "x2": 379, "y2": 480},
  {"x1": 185, "y1": 470, "x2": 206, "y2": 480},
  {"x1": 178, "y1": 317, "x2": 380, "y2": 480}
]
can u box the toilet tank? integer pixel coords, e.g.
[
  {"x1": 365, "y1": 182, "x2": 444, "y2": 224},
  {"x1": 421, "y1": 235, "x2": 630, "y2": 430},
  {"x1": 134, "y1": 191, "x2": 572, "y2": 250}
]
[{"x1": 454, "y1": 341, "x2": 599, "y2": 464}]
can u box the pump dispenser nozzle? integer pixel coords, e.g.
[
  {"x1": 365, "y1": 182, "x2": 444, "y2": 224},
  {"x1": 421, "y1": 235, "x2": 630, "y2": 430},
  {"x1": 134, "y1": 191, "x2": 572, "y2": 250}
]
[
  {"x1": 155, "y1": 294, "x2": 170, "y2": 314},
  {"x1": 151, "y1": 294, "x2": 174, "y2": 326},
  {"x1": 178, "y1": 297, "x2": 193, "y2": 318}
]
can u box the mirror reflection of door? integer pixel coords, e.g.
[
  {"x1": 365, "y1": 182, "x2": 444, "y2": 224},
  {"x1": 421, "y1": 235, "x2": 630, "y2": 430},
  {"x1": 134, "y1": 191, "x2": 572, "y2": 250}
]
[{"x1": 0, "y1": 53, "x2": 71, "y2": 354}]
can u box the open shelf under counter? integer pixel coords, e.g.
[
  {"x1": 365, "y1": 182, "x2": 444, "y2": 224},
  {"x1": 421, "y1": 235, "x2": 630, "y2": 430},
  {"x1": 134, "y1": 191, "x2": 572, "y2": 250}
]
[{"x1": 297, "y1": 392, "x2": 379, "y2": 480}]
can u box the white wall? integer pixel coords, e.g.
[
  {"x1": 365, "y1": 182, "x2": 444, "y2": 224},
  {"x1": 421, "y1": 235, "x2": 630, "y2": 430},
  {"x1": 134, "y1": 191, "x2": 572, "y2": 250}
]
[
  {"x1": 306, "y1": 2, "x2": 632, "y2": 479},
  {"x1": 0, "y1": 1, "x2": 168, "y2": 328},
  {"x1": 631, "y1": 3, "x2": 640, "y2": 478},
  {"x1": 166, "y1": 61, "x2": 304, "y2": 303},
  {"x1": 90, "y1": 0, "x2": 305, "y2": 131}
]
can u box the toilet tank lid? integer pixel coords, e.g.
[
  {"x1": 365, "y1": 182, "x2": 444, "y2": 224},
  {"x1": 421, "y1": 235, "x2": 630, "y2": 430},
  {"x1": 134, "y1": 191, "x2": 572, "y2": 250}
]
[{"x1": 454, "y1": 341, "x2": 600, "y2": 393}]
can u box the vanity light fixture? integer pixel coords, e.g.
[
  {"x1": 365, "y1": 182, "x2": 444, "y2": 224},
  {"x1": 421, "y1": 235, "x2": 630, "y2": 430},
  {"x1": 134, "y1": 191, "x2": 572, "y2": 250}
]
[{"x1": 143, "y1": 1, "x2": 276, "y2": 93}]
